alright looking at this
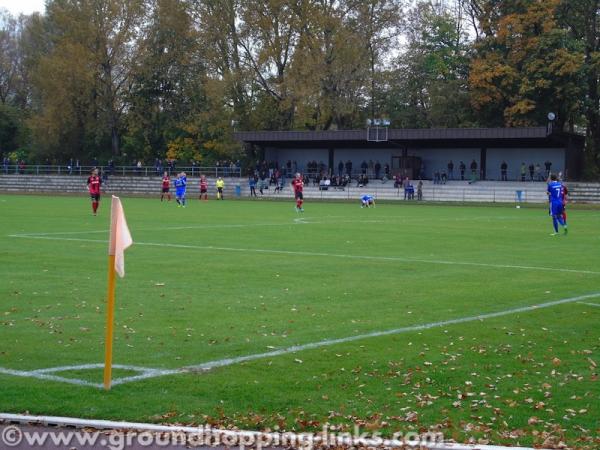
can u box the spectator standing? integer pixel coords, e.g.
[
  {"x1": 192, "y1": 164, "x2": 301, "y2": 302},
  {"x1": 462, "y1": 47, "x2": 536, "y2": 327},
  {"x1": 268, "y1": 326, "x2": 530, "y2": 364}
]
[
  {"x1": 402, "y1": 176, "x2": 410, "y2": 199},
  {"x1": 338, "y1": 160, "x2": 344, "y2": 177},
  {"x1": 520, "y1": 163, "x2": 526, "y2": 181},
  {"x1": 535, "y1": 163, "x2": 542, "y2": 181},
  {"x1": 447, "y1": 160, "x2": 454, "y2": 180},
  {"x1": 528, "y1": 163, "x2": 535, "y2": 181},
  {"x1": 249, "y1": 175, "x2": 257, "y2": 197},
  {"x1": 459, "y1": 161, "x2": 466, "y2": 180},
  {"x1": 417, "y1": 180, "x2": 423, "y2": 201},
  {"x1": 470, "y1": 160, "x2": 478, "y2": 180},
  {"x1": 345, "y1": 160, "x2": 353, "y2": 177},
  {"x1": 544, "y1": 160, "x2": 552, "y2": 178},
  {"x1": 374, "y1": 161, "x2": 381, "y2": 179},
  {"x1": 500, "y1": 161, "x2": 508, "y2": 181}
]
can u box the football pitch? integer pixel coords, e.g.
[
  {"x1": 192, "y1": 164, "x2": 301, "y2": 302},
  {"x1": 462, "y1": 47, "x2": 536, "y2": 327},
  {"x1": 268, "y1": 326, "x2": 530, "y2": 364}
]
[{"x1": 1, "y1": 195, "x2": 598, "y2": 447}]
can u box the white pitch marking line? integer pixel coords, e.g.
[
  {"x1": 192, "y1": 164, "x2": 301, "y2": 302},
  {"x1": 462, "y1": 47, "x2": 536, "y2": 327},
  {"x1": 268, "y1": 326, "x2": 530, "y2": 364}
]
[
  {"x1": 577, "y1": 301, "x2": 600, "y2": 307},
  {"x1": 0, "y1": 366, "x2": 102, "y2": 388},
  {"x1": 31, "y1": 363, "x2": 155, "y2": 374},
  {"x1": 179, "y1": 291, "x2": 600, "y2": 376},
  {"x1": 2, "y1": 292, "x2": 598, "y2": 389},
  {"x1": 9, "y1": 234, "x2": 600, "y2": 275}
]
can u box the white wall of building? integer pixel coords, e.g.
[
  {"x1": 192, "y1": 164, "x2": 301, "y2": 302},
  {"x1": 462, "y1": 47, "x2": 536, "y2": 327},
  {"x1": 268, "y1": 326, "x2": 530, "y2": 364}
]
[
  {"x1": 264, "y1": 147, "x2": 328, "y2": 172},
  {"x1": 415, "y1": 148, "x2": 480, "y2": 179},
  {"x1": 486, "y1": 147, "x2": 564, "y2": 181},
  {"x1": 264, "y1": 146, "x2": 565, "y2": 180}
]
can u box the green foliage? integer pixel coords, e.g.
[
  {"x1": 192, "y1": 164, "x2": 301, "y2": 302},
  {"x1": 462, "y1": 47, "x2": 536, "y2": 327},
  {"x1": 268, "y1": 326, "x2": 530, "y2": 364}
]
[
  {"x1": 0, "y1": 103, "x2": 22, "y2": 154},
  {"x1": 470, "y1": 0, "x2": 585, "y2": 126},
  {"x1": 384, "y1": 2, "x2": 473, "y2": 128},
  {"x1": 2, "y1": 0, "x2": 600, "y2": 175}
]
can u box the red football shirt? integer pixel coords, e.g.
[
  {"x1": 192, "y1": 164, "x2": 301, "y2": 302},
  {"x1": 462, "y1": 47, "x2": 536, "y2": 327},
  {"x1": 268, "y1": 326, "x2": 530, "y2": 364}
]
[
  {"x1": 162, "y1": 176, "x2": 170, "y2": 189},
  {"x1": 87, "y1": 176, "x2": 101, "y2": 194},
  {"x1": 292, "y1": 178, "x2": 303, "y2": 193}
]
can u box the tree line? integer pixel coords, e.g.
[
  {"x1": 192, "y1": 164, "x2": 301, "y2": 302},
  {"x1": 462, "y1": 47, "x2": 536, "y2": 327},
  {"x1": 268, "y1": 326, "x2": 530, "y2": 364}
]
[{"x1": 0, "y1": 0, "x2": 599, "y2": 177}]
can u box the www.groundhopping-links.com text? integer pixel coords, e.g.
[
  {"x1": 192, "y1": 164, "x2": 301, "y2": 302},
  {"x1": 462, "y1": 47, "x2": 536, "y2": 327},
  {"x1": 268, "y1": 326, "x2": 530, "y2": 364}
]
[{"x1": 1, "y1": 424, "x2": 445, "y2": 449}]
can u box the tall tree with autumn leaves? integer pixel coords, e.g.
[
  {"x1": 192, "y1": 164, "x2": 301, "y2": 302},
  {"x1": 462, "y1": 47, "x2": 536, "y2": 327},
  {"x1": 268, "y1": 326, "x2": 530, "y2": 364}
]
[
  {"x1": 469, "y1": 0, "x2": 585, "y2": 129},
  {"x1": 3, "y1": 0, "x2": 600, "y2": 176}
]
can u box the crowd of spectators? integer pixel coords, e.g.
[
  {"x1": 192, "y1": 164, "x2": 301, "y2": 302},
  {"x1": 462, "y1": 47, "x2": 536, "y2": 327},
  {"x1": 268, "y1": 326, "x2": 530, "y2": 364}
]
[{"x1": 1, "y1": 155, "x2": 557, "y2": 186}]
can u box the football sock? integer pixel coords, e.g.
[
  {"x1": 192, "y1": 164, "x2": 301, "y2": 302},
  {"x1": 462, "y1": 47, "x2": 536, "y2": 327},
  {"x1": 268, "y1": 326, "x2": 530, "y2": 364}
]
[{"x1": 552, "y1": 217, "x2": 559, "y2": 232}]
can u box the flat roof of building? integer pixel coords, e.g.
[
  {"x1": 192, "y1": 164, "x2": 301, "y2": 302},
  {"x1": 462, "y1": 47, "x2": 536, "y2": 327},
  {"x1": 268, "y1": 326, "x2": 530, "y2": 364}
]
[{"x1": 234, "y1": 127, "x2": 584, "y2": 149}]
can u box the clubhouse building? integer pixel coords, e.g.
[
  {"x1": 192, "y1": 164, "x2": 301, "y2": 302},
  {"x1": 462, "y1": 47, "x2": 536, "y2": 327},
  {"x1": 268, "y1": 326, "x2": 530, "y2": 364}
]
[{"x1": 235, "y1": 127, "x2": 585, "y2": 181}]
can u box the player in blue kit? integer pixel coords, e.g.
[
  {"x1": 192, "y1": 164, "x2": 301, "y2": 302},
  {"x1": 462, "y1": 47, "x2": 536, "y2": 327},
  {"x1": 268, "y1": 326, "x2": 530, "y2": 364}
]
[
  {"x1": 547, "y1": 174, "x2": 567, "y2": 236},
  {"x1": 360, "y1": 194, "x2": 375, "y2": 208},
  {"x1": 174, "y1": 172, "x2": 187, "y2": 207}
]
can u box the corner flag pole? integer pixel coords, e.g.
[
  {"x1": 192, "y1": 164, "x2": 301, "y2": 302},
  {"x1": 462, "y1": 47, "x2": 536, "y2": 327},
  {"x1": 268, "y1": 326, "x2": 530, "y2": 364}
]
[
  {"x1": 103, "y1": 196, "x2": 133, "y2": 390},
  {"x1": 103, "y1": 254, "x2": 117, "y2": 390}
]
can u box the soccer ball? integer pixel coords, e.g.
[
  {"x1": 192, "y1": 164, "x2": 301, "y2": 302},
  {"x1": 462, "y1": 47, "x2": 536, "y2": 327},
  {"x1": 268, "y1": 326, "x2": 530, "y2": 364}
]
[{"x1": 516, "y1": 205, "x2": 521, "y2": 209}]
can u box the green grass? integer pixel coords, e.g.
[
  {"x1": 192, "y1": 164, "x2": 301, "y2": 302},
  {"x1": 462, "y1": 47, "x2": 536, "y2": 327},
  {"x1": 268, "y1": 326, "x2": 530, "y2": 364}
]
[{"x1": 0, "y1": 195, "x2": 598, "y2": 448}]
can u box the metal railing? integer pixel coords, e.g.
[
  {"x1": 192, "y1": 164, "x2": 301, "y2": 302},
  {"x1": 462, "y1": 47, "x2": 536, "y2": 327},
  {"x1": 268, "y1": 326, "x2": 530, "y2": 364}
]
[
  {"x1": 242, "y1": 182, "x2": 547, "y2": 203},
  {"x1": 0, "y1": 164, "x2": 243, "y2": 177}
]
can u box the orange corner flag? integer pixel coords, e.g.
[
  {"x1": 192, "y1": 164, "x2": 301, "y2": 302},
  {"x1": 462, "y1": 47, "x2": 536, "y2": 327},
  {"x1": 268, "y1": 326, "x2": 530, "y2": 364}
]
[
  {"x1": 109, "y1": 195, "x2": 133, "y2": 277},
  {"x1": 104, "y1": 196, "x2": 133, "y2": 390}
]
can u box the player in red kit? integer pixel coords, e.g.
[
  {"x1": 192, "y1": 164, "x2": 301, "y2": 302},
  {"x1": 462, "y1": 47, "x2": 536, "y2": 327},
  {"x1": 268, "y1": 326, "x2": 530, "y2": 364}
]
[
  {"x1": 199, "y1": 175, "x2": 208, "y2": 201},
  {"x1": 291, "y1": 172, "x2": 304, "y2": 212},
  {"x1": 561, "y1": 184, "x2": 568, "y2": 225},
  {"x1": 87, "y1": 168, "x2": 102, "y2": 215},
  {"x1": 161, "y1": 171, "x2": 171, "y2": 201}
]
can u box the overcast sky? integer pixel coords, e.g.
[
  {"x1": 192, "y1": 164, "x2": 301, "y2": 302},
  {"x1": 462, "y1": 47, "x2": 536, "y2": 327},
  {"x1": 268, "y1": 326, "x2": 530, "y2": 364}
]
[{"x1": 0, "y1": 0, "x2": 46, "y2": 17}]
